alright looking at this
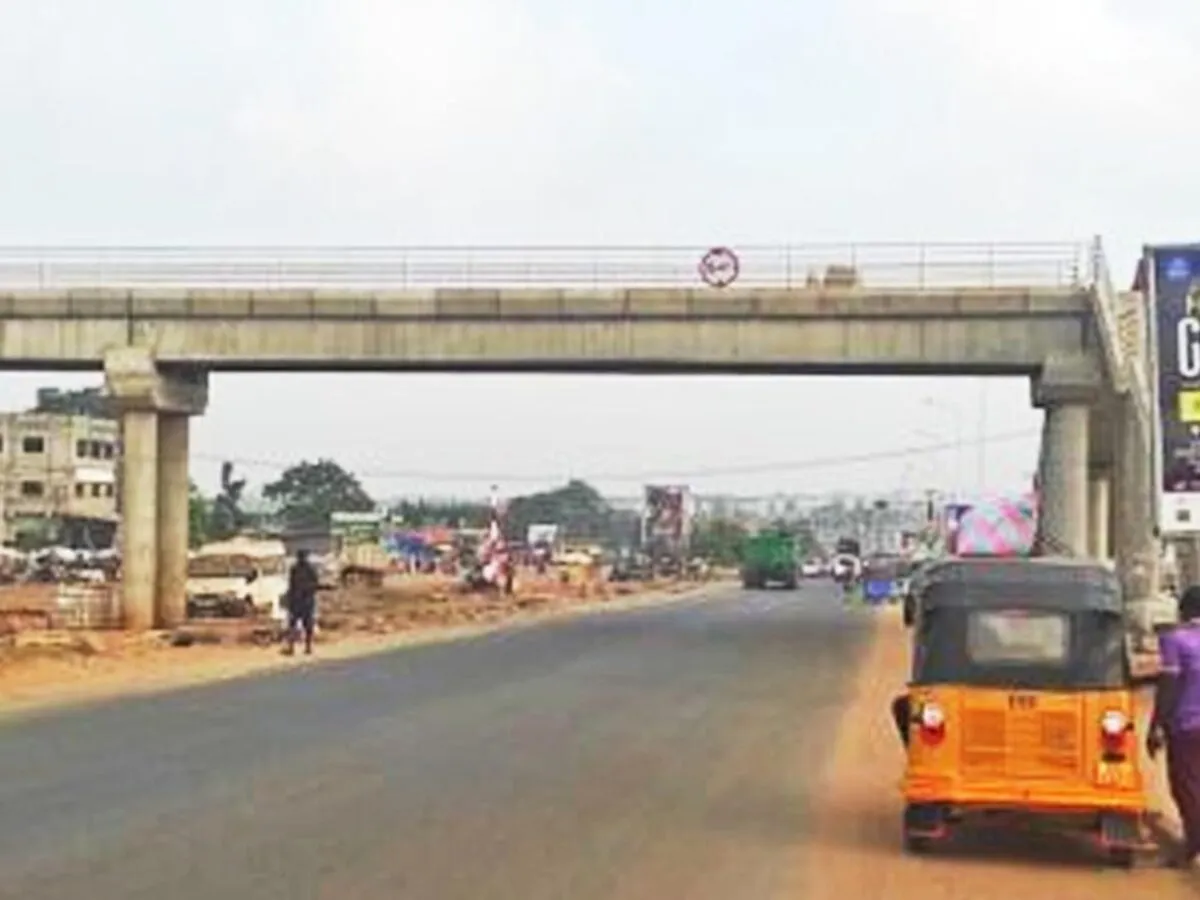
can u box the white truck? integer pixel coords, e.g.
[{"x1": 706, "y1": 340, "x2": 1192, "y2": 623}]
[{"x1": 186, "y1": 536, "x2": 290, "y2": 622}]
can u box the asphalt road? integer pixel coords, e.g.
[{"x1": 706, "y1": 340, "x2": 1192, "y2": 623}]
[{"x1": 0, "y1": 583, "x2": 871, "y2": 900}]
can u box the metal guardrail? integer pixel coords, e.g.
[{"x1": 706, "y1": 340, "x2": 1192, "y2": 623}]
[{"x1": 0, "y1": 243, "x2": 1090, "y2": 290}]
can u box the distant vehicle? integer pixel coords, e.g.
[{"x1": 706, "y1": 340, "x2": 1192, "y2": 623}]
[
  {"x1": 740, "y1": 530, "x2": 799, "y2": 589},
  {"x1": 830, "y1": 553, "x2": 861, "y2": 583},
  {"x1": 800, "y1": 559, "x2": 825, "y2": 578},
  {"x1": 835, "y1": 536, "x2": 862, "y2": 557}
]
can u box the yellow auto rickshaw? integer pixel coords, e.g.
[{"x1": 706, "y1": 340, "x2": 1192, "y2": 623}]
[{"x1": 894, "y1": 556, "x2": 1151, "y2": 866}]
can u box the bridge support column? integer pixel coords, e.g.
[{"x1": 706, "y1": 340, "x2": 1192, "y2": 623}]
[
  {"x1": 1032, "y1": 355, "x2": 1102, "y2": 558},
  {"x1": 157, "y1": 415, "x2": 191, "y2": 628},
  {"x1": 1088, "y1": 469, "x2": 1111, "y2": 560},
  {"x1": 120, "y1": 411, "x2": 159, "y2": 630},
  {"x1": 1038, "y1": 404, "x2": 1090, "y2": 556},
  {"x1": 1112, "y1": 392, "x2": 1160, "y2": 607},
  {"x1": 105, "y1": 348, "x2": 208, "y2": 630},
  {"x1": 1177, "y1": 538, "x2": 1200, "y2": 589}
]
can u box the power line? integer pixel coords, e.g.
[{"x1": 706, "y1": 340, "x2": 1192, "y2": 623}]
[{"x1": 191, "y1": 427, "x2": 1040, "y2": 484}]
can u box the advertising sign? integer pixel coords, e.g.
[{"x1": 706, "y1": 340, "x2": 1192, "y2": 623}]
[
  {"x1": 643, "y1": 485, "x2": 689, "y2": 539},
  {"x1": 1148, "y1": 244, "x2": 1200, "y2": 533}
]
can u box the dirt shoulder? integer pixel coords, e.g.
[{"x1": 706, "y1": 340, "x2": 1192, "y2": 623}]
[{"x1": 0, "y1": 575, "x2": 719, "y2": 721}]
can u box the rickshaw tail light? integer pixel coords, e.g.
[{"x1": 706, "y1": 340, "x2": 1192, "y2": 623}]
[
  {"x1": 1100, "y1": 710, "x2": 1129, "y2": 758},
  {"x1": 917, "y1": 702, "x2": 946, "y2": 744}
]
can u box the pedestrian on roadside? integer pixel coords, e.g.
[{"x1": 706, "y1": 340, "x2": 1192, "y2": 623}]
[
  {"x1": 1148, "y1": 584, "x2": 1200, "y2": 867},
  {"x1": 282, "y1": 549, "x2": 319, "y2": 657}
]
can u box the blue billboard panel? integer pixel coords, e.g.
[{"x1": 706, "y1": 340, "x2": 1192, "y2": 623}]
[{"x1": 1149, "y1": 245, "x2": 1200, "y2": 533}]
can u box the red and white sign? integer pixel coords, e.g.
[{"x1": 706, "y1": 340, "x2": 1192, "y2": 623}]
[{"x1": 698, "y1": 246, "x2": 740, "y2": 288}]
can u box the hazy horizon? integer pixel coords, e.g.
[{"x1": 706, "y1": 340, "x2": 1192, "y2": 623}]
[{"x1": 0, "y1": 0, "x2": 1190, "y2": 500}]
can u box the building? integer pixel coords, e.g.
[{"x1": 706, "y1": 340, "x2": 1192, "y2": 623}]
[{"x1": 0, "y1": 412, "x2": 120, "y2": 547}]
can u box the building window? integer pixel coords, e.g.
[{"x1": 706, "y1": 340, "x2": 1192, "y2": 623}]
[
  {"x1": 104, "y1": 483, "x2": 114, "y2": 497},
  {"x1": 74, "y1": 484, "x2": 85, "y2": 498},
  {"x1": 76, "y1": 439, "x2": 89, "y2": 457},
  {"x1": 90, "y1": 440, "x2": 101, "y2": 458},
  {"x1": 20, "y1": 481, "x2": 44, "y2": 497},
  {"x1": 91, "y1": 483, "x2": 103, "y2": 497},
  {"x1": 22, "y1": 436, "x2": 44, "y2": 454},
  {"x1": 102, "y1": 442, "x2": 114, "y2": 459}
]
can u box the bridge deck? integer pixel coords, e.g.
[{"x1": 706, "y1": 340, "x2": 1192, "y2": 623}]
[
  {"x1": 0, "y1": 243, "x2": 1101, "y2": 373},
  {"x1": 0, "y1": 285, "x2": 1087, "y2": 319}
]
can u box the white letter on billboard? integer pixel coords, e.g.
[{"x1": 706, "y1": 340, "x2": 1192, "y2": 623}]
[{"x1": 1179, "y1": 318, "x2": 1200, "y2": 378}]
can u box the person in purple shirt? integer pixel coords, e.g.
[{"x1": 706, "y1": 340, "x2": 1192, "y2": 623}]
[{"x1": 1149, "y1": 586, "x2": 1200, "y2": 867}]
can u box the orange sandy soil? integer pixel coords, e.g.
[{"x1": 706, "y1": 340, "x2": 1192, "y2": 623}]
[
  {"x1": 783, "y1": 606, "x2": 1200, "y2": 898},
  {"x1": 0, "y1": 573, "x2": 712, "y2": 719}
]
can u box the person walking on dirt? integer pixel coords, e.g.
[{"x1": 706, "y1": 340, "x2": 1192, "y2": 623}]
[
  {"x1": 282, "y1": 550, "x2": 319, "y2": 656},
  {"x1": 1149, "y1": 585, "x2": 1200, "y2": 867}
]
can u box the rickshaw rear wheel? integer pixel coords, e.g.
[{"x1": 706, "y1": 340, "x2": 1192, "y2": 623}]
[
  {"x1": 1106, "y1": 847, "x2": 1135, "y2": 869},
  {"x1": 902, "y1": 832, "x2": 934, "y2": 854}
]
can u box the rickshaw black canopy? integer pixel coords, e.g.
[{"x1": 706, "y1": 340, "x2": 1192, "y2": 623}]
[{"x1": 909, "y1": 558, "x2": 1128, "y2": 690}]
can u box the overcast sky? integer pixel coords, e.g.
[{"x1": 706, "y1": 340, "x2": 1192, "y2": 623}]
[{"x1": 0, "y1": 0, "x2": 1195, "y2": 500}]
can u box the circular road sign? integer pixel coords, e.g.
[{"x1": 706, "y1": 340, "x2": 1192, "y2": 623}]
[{"x1": 698, "y1": 246, "x2": 740, "y2": 288}]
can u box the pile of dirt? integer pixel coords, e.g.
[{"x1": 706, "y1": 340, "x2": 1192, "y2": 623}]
[{"x1": 318, "y1": 571, "x2": 621, "y2": 636}]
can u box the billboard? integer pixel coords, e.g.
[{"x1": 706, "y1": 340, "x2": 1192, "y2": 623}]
[
  {"x1": 1149, "y1": 245, "x2": 1200, "y2": 533},
  {"x1": 642, "y1": 485, "x2": 691, "y2": 545}
]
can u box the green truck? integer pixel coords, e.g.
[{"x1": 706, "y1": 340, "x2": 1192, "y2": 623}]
[{"x1": 740, "y1": 529, "x2": 799, "y2": 589}]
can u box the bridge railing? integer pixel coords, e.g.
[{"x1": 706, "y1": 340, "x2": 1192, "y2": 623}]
[
  {"x1": 1088, "y1": 237, "x2": 1129, "y2": 393},
  {"x1": 0, "y1": 243, "x2": 1090, "y2": 290}
]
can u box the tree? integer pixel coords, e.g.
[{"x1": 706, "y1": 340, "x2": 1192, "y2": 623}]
[
  {"x1": 31, "y1": 386, "x2": 116, "y2": 418},
  {"x1": 505, "y1": 480, "x2": 612, "y2": 543},
  {"x1": 263, "y1": 458, "x2": 375, "y2": 530},
  {"x1": 209, "y1": 461, "x2": 248, "y2": 540},
  {"x1": 690, "y1": 517, "x2": 748, "y2": 566},
  {"x1": 188, "y1": 480, "x2": 211, "y2": 548},
  {"x1": 392, "y1": 498, "x2": 488, "y2": 528}
]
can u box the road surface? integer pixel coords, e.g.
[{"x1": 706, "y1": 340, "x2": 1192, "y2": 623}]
[{"x1": 0, "y1": 583, "x2": 1193, "y2": 899}]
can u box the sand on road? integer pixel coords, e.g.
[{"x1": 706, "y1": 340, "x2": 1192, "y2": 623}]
[{"x1": 788, "y1": 605, "x2": 1199, "y2": 899}]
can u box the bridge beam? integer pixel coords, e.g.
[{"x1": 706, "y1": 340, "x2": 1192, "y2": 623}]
[{"x1": 105, "y1": 348, "x2": 208, "y2": 629}]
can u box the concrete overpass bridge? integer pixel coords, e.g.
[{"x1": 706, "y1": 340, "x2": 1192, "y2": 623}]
[{"x1": 0, "y1": 240, "x2": 1158, "y2": 629}]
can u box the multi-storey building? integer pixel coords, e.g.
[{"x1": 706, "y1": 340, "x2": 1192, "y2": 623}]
[{"x1": 0, "y1": 412, "x2": 119, "y2": 547}]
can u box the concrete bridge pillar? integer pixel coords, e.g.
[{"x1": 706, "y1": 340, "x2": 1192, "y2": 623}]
[
  {"x1": 1032, "y1": 355, "x2": 1102, "y2": 558},
  {"x1": 105, "y1": 348, "x2": 208, "y2": 630},
  {"x1": 1088, "y1": 469, "x2": 1112, "y2": 560},
  {"x1": 1176, "y1": 537, "x2": 1200, "y2": 589},
  {"x1": 1111, "y1": 392, "x2": 1160, "y2": 606},
  {"x1": 1037, "y1": 404, "x2": 1090, "y2": 556},
  {"x1": 157, "y1": 415, "x2": 191, "y2": 628}
]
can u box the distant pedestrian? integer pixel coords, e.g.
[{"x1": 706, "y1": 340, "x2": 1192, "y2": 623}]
[
  {"x1": 282, "y1": 550, "x2": 319, "y2": 656},
  {"x1": 1149, "y1": 584, "x2": 1200, "y2": 867}
]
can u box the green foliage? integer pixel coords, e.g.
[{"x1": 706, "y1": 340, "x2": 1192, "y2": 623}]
[
  {"x1": 31, "y1": 386, "x2": 115, "y2": 418},
  {"x1": 263, "y1": 458, "x2": 375, "y2": 531},
  {"x1": 209, "y1": 461, "x2": 249, "y2": 540},
  {"x1": 506, "y1": 480, "x2": 611, "y2": 543},
  {"x1": 188, "y1": 480, "x2": 211, "y2": 548},
  {"x1": 690, "y1": 517, "x2": 748, "y2": 566},
  {"x1": 392, "y1": 498, "x2": 489, "y2": 528}
]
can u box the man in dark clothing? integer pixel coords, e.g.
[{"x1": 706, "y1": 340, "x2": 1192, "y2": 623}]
[{"x1": 283, "y1": 550, "x2": 319, "y2": 656}]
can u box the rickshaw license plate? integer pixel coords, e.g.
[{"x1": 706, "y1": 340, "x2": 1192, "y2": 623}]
[{"x1": 1007, "y1": 693, "x2": 1038, "y2": 710}]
